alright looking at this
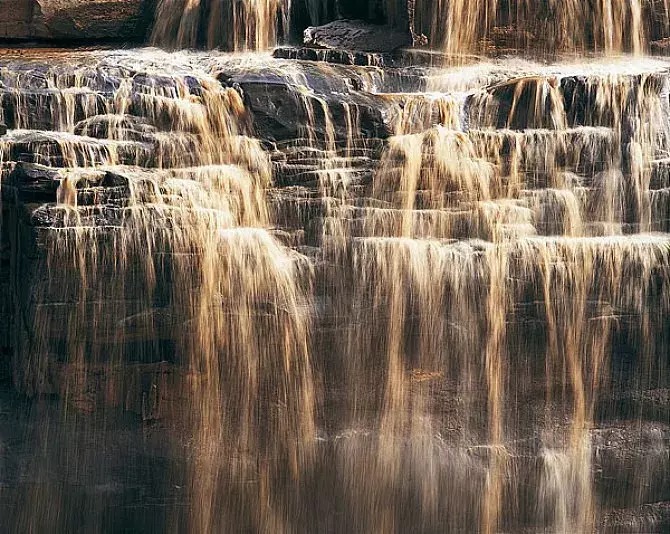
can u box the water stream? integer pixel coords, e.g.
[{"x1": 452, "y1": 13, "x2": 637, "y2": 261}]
[{"x1": 0, "y1": 2, "x2": 669, "y2": 532}]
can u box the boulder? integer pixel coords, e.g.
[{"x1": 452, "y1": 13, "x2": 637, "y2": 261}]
[
  {"x1": 303, "y1": 19, "x2": 411, "y2": 53},
  {"x1": 232, "y1": 76, "x2": 399, "y2": 142}
]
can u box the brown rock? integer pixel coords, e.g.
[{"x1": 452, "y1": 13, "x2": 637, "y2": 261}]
[
  {"x1": 36, "y1": 0, "x2": 153, "y2": 41},
  {"x1": 0, "y1": 0, "x2": 153, "y2": 42}
]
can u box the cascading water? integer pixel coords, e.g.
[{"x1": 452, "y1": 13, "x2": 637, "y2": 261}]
[
  {"x1": 151, "y1": 0, "x2": 290, "y2": 50},
  {"x1": 150, "y1": 0, "x2": 669, "y2": 56},
  {"x1": 0, "y1": 0, "x2": 670, "y2": 533},
  {"x1": 0, "y1": 50, "x2": 316, "y2": 532},
  {"x1": 414, "y1": 0, "x2": 651, "y2": 56}
]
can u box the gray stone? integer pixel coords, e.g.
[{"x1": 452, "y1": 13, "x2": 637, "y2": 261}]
[{"x1": 303, "y1": 19, "x2": 411, "y2": 53}]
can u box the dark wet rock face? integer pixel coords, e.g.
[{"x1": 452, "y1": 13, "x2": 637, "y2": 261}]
[{"x1": 238, "y1": 77, "x2": 399, "y2": 141}]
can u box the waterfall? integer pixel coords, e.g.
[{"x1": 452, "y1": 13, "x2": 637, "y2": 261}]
[
  {"x1": 0, "y1": 13, "x2": 669, "y2": 534},
  {"x1": 0, "y1": 50, "x2": 316, "y2": 532},
  {"x1": 149, "y1": 0, "x2": 670, "y2": 55},
  {"x1": 151, "y1": 0, "x2": 290, "y2": 50},
  {"x1": 414, "y1": 0, "x2": 650, "y2": 56}
]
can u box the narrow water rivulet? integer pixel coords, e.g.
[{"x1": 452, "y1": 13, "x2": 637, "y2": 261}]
[{"x1": 0, "y1": 1, "x2": 669, "y2": 532}]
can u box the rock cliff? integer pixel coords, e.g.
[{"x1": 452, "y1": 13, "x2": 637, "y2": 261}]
[{"x1": 0, "y1": 0, "x2": 154, "y2": 42}]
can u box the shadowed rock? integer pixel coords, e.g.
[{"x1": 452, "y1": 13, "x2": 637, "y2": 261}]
[{"x1": 304, "y1": 19, "x2": 412, "y2": 52}]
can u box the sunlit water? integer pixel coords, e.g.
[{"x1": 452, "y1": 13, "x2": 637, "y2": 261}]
[{"x1": 0, "y1": 43, "x2": 668, "y2": 533}]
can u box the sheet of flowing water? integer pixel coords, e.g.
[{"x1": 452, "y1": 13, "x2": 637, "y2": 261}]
[
  {"x1": 151, "y1": 0, "x2": 668, "y2": 56},
  {"x1": 0, "y1": 47, "x2": 668, "y2": 533},
  {"x1": 414, "y1": 0, "x2": 653, "y2": 56},
  {"x1": 152, "y1": 0, "x2": 290, "y2": 50}
]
